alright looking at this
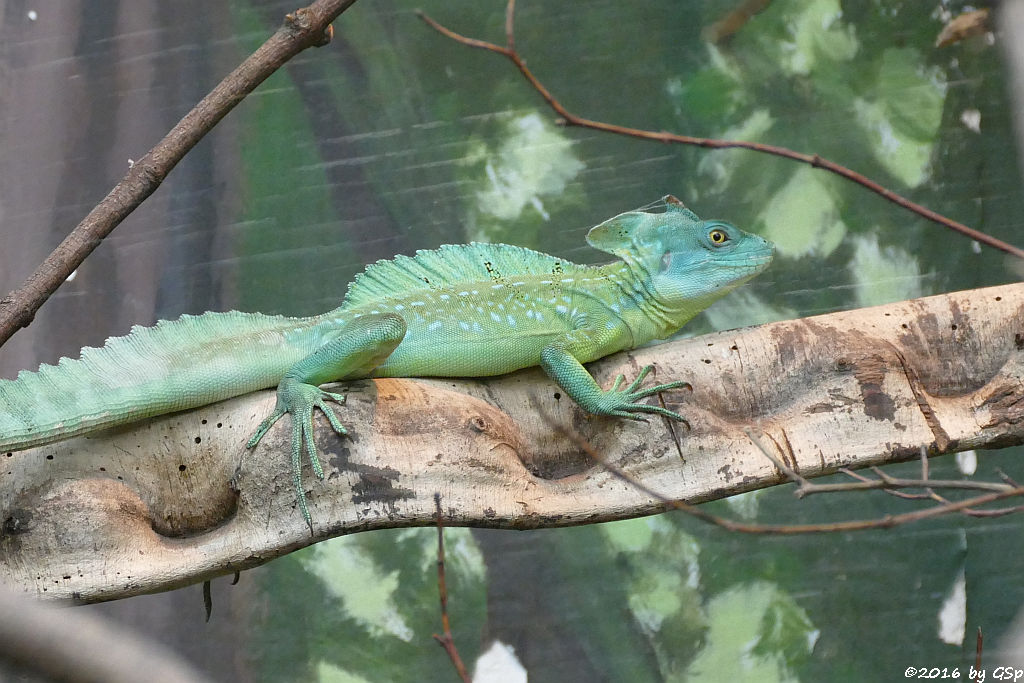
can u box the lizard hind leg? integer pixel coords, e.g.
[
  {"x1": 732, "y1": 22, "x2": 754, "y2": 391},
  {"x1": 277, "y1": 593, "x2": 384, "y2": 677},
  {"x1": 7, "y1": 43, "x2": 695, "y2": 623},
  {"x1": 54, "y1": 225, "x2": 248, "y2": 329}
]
[{"x1": 246, "y1": 313, "x2": 407, "y2": 531}]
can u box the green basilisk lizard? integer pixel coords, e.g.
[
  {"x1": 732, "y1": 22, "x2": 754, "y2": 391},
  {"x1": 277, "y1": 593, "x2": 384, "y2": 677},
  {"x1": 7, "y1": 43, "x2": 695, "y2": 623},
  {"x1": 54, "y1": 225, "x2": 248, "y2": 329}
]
[{"x1": 0, "y1": 197, "x2": 773, "y2": 528}]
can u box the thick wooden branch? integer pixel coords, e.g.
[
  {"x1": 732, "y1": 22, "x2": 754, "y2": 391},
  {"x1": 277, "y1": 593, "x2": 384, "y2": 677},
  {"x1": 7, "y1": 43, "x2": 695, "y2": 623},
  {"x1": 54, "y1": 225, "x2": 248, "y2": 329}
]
[{"x1": 1, "y1": 283, "x2": 1021, "y2": 601}]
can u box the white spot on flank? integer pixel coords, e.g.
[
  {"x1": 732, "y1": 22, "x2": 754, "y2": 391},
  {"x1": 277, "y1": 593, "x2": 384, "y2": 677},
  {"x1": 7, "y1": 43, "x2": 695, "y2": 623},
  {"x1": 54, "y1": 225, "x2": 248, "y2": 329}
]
[
  {"x1": 492, "y1": 284, "x2": 504, "y2": 289},
  {"x1": 393, "y1": 305, "x2": 405, "y2": 311},
  {"x1": 556, "y1": 305, "x2": 568, "y2": 314},
  {"x1": 491, "y1": 312, "x2": 501, "y2": 322},
  {"x1": 459, "y1": 322, "x2": 470, "y2": 331},
  {"x1": 506, "y1": 315, "x2": 516, "y2": 327},
  {"x1": 411, "y1": 301, "x2": 425, "y2": 307},
  {"x1": 440, "y1": 294, "x2": 450, "y2": 301},
  {"x1": 473, "y1": 322, "x2": 483, "y2": 333},
  {"x1": 459, "y1": 291, "x2": 469, "y2": 296},
  {"x1": 512, "y1": 281, "x2": 525, "y2": 287},
  {"x1": 428, "y1": 321, "x2": 442, "y2": 332}
]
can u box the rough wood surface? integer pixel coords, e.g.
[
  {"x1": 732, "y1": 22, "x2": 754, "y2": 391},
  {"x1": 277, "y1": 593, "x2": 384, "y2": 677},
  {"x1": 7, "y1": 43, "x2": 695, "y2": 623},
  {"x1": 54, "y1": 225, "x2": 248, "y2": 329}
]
[{"x1": 1, "y1": 283, "x2": 1021, "y2": 601}]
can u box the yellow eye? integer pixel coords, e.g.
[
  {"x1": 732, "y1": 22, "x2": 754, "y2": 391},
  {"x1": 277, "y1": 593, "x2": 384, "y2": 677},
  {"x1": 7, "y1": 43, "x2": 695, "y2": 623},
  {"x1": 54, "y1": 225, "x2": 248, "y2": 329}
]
[{"x1": 708, "y1": 229, "x2": 729, "y2": 245}]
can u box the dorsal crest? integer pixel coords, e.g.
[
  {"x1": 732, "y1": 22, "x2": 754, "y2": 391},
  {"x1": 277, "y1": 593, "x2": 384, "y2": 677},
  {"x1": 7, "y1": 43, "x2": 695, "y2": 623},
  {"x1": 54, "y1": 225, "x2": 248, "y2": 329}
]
[{"x1": 342, "y1": 242, "x2": 584, "y2": 308}]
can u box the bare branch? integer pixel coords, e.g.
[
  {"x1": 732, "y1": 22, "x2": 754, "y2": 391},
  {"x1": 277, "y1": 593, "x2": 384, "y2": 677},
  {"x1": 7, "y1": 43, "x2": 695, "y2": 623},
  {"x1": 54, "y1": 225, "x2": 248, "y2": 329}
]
[
  {"x1": 418, "y1": 3, "x2": 1024, "y2": 260},
  {"x1": 431, "y1": 494, "x2": 472, "y2": 683},
  {"x1": 1, "y1": 283, "x2": 1020, "y2": 601},
  {"x1": 0, "y1": 0, "x2": 360, "y2": 348},
  {"x1": 0, "y1": 585, "x2": 212, "y2": 683}
]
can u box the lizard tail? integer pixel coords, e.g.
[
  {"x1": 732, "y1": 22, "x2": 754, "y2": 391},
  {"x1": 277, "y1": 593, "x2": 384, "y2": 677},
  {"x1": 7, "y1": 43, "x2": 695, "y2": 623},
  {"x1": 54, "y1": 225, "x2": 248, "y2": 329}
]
[{"x1": 0, "y1": 311, "x2": 307, "y2": 453}]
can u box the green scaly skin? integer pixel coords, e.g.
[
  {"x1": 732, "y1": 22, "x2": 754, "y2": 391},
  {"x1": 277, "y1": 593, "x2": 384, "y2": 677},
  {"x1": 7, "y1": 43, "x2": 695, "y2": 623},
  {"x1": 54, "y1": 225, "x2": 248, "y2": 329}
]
[{"x1": 0, "y1": 197, "x2": 774, "y2": 530}]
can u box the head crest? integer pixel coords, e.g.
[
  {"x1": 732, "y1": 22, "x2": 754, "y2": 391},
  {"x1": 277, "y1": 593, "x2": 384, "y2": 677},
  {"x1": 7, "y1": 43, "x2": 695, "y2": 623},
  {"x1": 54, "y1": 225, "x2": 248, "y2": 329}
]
[{"x1": 586, "y1": 195, "x2": 700, "y2": 258}]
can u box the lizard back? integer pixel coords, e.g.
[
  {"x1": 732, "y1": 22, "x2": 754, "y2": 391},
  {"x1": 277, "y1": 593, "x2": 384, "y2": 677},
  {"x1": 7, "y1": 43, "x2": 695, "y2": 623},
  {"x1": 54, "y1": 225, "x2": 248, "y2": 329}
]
[{"x1": 329, "y1": 242, "x2": 628, "y2": 377}]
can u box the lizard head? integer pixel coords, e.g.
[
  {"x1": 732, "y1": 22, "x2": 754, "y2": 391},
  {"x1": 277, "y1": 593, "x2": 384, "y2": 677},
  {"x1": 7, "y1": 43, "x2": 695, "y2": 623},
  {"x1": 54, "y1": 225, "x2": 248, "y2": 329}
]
[{"x1": 586, "y1": 196, "x2": 774, "y2": 311}]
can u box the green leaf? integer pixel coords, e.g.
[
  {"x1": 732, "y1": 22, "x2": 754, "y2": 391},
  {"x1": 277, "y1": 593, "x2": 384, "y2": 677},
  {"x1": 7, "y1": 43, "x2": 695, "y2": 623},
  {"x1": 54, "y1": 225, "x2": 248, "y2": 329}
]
[
  {"x1": 685, "y1": 582, "x2": 817, "y2": 682},
  {"x1": 853, "y1": 48, "x2": 946, "y2": 187},
  {"x1": 753, "y1": 592, "x2": 819, "y2": 670},
  {"x1": 757, "y1": 166, "x2": 846, "y2": 259},
  {"x1": 849, "y1": 233, "x2": 924, "y2": 307}
]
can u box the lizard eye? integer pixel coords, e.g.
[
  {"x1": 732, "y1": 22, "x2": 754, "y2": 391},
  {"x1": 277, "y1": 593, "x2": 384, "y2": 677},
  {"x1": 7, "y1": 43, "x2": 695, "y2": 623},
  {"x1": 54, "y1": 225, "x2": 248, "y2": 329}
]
[{"x1": 708, "y1": 228, "x2": 730, "y2": 245}]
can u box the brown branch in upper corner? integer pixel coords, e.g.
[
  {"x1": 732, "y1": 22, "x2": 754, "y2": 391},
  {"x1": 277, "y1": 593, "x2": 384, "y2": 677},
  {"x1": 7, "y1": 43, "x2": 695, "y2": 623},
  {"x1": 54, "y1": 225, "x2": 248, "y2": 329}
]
[
  {"x1": 418, "y1": 2, "x2": 1024, "y2": 261},
  {"x1": 432, "y1": 494, "x2": 471, "y2": 683},
  {"x1": 0, "y1": 1, "x2": 358, "y2": 349}
]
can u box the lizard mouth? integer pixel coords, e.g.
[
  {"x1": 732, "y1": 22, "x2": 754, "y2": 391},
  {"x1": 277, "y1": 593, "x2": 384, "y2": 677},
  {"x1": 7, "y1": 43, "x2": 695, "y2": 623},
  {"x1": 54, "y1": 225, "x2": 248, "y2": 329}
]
[{"x1": 719, "y1": 251, "x2": 774, "y2": 272}]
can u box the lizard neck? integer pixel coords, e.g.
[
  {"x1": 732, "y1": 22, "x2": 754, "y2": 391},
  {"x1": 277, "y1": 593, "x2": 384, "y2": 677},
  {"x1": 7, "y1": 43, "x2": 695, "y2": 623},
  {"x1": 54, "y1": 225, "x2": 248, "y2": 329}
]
[{"x1": 595, "y1": 261, "x2": 702, "y2": 345}]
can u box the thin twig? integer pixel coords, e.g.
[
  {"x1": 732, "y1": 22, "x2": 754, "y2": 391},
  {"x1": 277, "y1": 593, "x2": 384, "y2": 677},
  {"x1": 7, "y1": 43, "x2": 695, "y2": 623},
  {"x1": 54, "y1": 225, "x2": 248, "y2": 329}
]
[
  {"x1": 977, "y1": 626, "x2": 984, "y2": 672},
  {"x1": 996, "y1": 468, "x2": 1021, "y2": 488},
  {"x1": 744, "y1": 427, "x2": 811, "y2": 487},
  {"x1": 432, "y1": 494, "x2": 471, "y2": 683},
  {"x1": 751, "y1": 429, "x2": 1024, "y2": 516},
  {"x1": 847, "y1": 450, "x2": 1024, "y2": 517},
  {"x1": 840, "y1": 467, "x2": 932, "y2": 500},
  {"x1": 0, "y1": 1, "x2": 358, "y2": 348},
  {"x1": 418, "y1": 4, "x2": 1024, "y2": 260}
]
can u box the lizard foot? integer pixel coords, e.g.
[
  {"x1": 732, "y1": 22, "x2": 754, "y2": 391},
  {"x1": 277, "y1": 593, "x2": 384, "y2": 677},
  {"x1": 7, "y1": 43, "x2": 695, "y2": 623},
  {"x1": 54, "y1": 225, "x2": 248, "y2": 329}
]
[
  {"x1": 597, "y1": 365, "x2": 691, "y2": 425},
  {"x1": 246, "y1": 378, "x2": 347, "y2": 532}
]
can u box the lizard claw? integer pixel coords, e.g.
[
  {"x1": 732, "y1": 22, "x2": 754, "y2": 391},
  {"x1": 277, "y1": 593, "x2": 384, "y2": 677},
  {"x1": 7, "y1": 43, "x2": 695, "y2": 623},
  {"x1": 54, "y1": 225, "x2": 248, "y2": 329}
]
[
  {"x1": 246, "y1": 378, "x2": 348, "y2": 532},
  {"x1": 595, "y1": 365, "x2": 691, "y2": 427}
]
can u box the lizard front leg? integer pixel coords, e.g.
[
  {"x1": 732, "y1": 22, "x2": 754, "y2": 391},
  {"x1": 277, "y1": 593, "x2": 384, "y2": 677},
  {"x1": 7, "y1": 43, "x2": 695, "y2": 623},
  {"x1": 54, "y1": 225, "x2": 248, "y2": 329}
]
[
  {"x1": 539, "y1": 329, "x2": 690, "y2": 423},
  {"x1": 246, "y1": 313, "x2": 406, "y2": 530}
]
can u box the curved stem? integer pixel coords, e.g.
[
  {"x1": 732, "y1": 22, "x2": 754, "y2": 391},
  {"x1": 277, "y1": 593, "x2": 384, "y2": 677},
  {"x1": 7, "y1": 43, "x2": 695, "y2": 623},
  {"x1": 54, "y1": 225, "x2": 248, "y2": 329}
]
[{"x1": 418, "y1": 5, "x2": 1024, "y2": 260}]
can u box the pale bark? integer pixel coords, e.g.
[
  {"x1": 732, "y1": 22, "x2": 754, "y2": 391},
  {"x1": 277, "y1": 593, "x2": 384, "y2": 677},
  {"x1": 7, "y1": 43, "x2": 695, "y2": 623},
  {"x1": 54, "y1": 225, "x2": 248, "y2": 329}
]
[{"x1": 1, "y1": 283, "x2": 1021, "y2": 602}]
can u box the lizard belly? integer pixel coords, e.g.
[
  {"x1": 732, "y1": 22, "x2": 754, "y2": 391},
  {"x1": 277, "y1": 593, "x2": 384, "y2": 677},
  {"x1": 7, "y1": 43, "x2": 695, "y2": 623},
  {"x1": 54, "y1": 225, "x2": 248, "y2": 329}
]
[{"x1": 372, "y1": 318, "x2": 568, "y2": 378}]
